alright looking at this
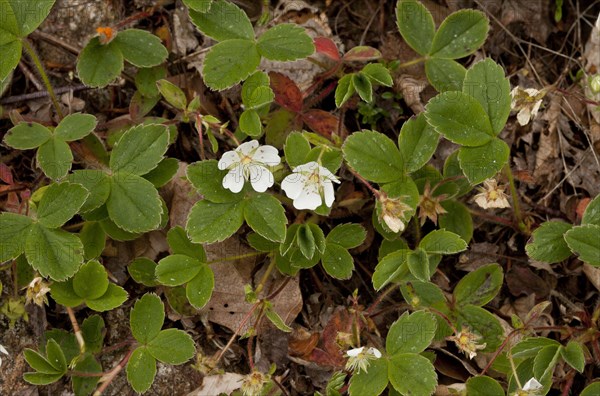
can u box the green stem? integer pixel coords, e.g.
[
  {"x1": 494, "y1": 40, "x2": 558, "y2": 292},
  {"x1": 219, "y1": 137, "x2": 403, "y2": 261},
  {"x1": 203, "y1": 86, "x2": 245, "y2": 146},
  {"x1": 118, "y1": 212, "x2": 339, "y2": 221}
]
[
  {"x1": 21, "y1": 39, "x2": 64, "y2": 119},
  {"x1": 255, "y1": 254, "x2": 276, "y2": 296},
  {"x1": 397, "y1": 57, "x2": 427, "y2": 69},
  {"x1": 504, "y1": 164, "x2": 528, "y2": 234},
  {"x1": 207, "y1": 251, "x2": 266, "y2": 265}
]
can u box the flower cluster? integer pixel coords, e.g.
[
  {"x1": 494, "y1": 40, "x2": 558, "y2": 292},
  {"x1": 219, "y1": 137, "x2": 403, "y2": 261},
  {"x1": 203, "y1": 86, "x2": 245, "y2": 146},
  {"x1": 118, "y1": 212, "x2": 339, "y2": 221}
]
[{"x1": 218, "y1": 141, "x2": 340, "y2": 210}]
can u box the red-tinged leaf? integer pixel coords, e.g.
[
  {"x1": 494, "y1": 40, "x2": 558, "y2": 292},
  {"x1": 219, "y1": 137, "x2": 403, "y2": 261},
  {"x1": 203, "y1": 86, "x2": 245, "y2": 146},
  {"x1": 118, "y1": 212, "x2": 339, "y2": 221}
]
[
  {"x1": 302, "y1": 109, "x2": 343, "y2": 138},
  {"x1": 0, "y1": 164, "x2": 14, "y2": 185},
  {"x1": 314, "y1": 37, "x2": 340, "y2": 61},
  {"x1": 308, "y1": 347, "x2": 345, "y2": 368},
  {"x1": 343, "y1": 46, "x2": 382, "y2": 62},
  {"x1": 320, "y1": 307, "x2": 352, "y2": 365},
  {"x1": 576, "y1": 198, "x2": 591, "y2": 221},
  {"x1": 269, "y1": 72, "x2": 303, "y2": 113}
]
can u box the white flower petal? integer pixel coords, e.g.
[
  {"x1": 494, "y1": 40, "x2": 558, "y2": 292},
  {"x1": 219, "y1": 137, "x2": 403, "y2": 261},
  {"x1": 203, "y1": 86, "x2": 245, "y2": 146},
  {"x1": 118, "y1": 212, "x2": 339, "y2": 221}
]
[
  {"x1": 369, "y1": 348, "x2": 382, "y2": 358},
  {"x1": 524, "y1": 88, "x2": 541, "y2": 97},
  {"x1": 294, "y1": 161, "x2": 320, "y2": 174},
  {"x1": 218, "y1": 150, "x2": 240, "y2": 170},
  {"x1": 474, "y1": 193, "x2": 490, "y2": 209},
  {"x1": 222, "y1": 166, "x2": 245, "y2": 193},
  {"x1": 281, "y1": 174, "x2": 307, "y2": 200},
  {"x1": 531, "y1": 99, "x2": 542, "y2": 118},
  {"x1": 252, "y1": 145, "x2": 281, "y2": 165},
  {"x1": 517, "y1": 108, "x2": 531, "y2": 126},
  {"x1": 0, "y1": 344, "x2": 8, "y2": 355},
  {"x1": 523, "y1": 378, "x2": 543, "y2": 391},
  {"x1": 293, "y1": 189, "x2": 322, "y2": 210},
  {"x1": 237, "y1": 140, "x2": 259, "y2": 156},
  {"x1": 319, "y1": 165, "x2": 340, "y2": 183},
  {"x1": 323, "y1": 180, "x2": 336, "y2": 207},
  {"x1": 346, "y1": 347, "x2": 364, "y2": 357},
  {"x1": 383, "y1": 214, "x2": 404, "y2": 233},
  {"x1": 249, "y1": 165, "x2": 274, "y2": 192}
]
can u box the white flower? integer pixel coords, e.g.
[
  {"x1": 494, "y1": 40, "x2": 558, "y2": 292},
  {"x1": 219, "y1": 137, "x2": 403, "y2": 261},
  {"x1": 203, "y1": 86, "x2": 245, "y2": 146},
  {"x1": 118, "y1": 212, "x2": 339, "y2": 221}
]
[
  {"x1": 25, "y1": 276, "x2": 51, "y2": 307},
  {"x1": 345, "y1": 347, "x2": 382, "y2": 374},
  {"x1": 448, "y1": 326, "x2": 486, "y2": 360},
  {"x1": 378, "y1": 193, "x2": 413, "y2": 233},
  {"x1": 512, "y1": 377, "x2": 543, "y2": 396},
  {"x1": 281, "y1": 161, "x2": 340, "y2": 210},
  {"x1": 218, "y1": 140, "x2": 281, "y2": 193},
  {"x1": 511, "y1": 87, "x2": 545, "y2": 126},
  {"x1": 473, "y1": 179, "x2": 511, "y2": 209},
  {"x1": 0, "y1": 344, "x2": 9, "y2": 367}
]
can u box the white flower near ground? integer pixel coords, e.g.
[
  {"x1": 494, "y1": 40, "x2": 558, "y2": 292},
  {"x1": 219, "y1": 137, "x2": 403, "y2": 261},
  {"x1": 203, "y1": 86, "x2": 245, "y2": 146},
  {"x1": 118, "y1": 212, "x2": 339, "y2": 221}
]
[
  {"x1": 345, "y1": 346, "x2": 382, "y2": 374},
  {"x1": 473, "y1": 179, "x2": 511, "y2": 209},
  {"x1": 25, "y1": 276, "x2": 51, "y2": 307},
  {"x1": 281, "y1": 161, "x2": 340, "y2": 210},
  {"x1": 511, "y1": 87, "x2": 545, "y2": 126},
  {"x1": 218, "y1": 140, "x2": 281, "y2": 193},
  {"x1": 0, "y1": 344, "x2": 8, "y2": 367},
  {"x1": 512, "y1": 377, "x2": 543, "y2": 396},
  {"x1": 378, "y1": 193, "x2": 413, "y2": 233}
]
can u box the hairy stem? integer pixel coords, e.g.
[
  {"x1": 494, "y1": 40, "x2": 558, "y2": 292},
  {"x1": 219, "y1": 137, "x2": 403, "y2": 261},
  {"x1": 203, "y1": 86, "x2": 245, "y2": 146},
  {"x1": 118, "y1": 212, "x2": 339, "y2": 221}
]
[
  {"x1": 66, "y1": 307, "x2": 85, "y2": 353},
  {"x1": 93, "y1": 348, "x2": 135, "y2": 396}
]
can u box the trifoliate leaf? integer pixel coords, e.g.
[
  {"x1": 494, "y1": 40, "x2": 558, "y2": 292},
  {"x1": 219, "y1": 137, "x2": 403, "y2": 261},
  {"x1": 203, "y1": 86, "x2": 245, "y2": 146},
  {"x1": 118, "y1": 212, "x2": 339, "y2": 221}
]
[
  {"x1": 429, "y1": 9, "x2": 489, "y2": 59},
  {"x1": 37, "y1": 182, "x2": 89, "y2": 229},
  {"x1": 112, "y1": 29, "x2": 168, "y2": 68},
  {"x1": 244, "y1": 193, "x2": 287, "y2": 242},
  {"x1": 130, "y1": 294, "x2": 164, "y2": 344},
  {"x1": 395, "y1": 0, "x2": 435, "y2": 56},
  {"x1": 186, "y1": 200, "x2": 244, "y2": 243},
  {"x1": 202, "y1": 39, "x2": 260, "y2": 90},
  {"x1": 257, "y1": 23, "x2": 314, "y2": 61},
  {"x1": 424, "y1": 58, "x2": 466, "y2": 92},
  {"x1": 147, "y1": 328, "x2": 195, "y2": 365},
  {"x1": 189, "y1": 0, "x2": 254, "y2": 41},
  {"x1": 109, "y1": 124, "x2": 170, "y2": 176},
  {"x1": 126, "y1": 347, "x2": 156, "y2": 394}
]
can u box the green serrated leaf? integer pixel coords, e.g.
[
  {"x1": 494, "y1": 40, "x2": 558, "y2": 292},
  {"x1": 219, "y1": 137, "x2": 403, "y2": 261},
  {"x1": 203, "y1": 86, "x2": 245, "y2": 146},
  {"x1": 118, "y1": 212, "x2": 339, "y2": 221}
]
[
  {"x1": 135, "y1": 65, "x2": 167, "y2": 98},
  {"x1": 326, "y1": 224, "x2": 366, "y2": 249},
  {"x1": 55, "y1": 113, "x2": 97, "y2": 141},
  {"x1": 348, "y1": 357, "x2": 388, "y2": 396},
  {"x1": 24, "y1": 348, "x2": 61, "y2": 374},
  {"x1": 388, "y1": 353, "x2": 437, "y2": 396},
  {"x1": 561, "y1": 340, "x2": 585, "y2": 373},
  {"x1": 361, "y1": 63, "x2": 393, "y2": 86},
  {"x1": 130, "y1": 294, "x2": 164, "y2": 344},
  {"x1": 110, "y1": 124, "x2": 170, "y2": 176},
  {"x1": 399, "y1": 113, "x2": 439, "y2": 172},
  {"x1": 25, "y1": 224, "x2": 84, "y2": 281},
  {"x1": 564, "y1": 225, "x2": 600, "y2": 266},
  {"x1": 86, "y1": 283, "x2": 128, "y2": 312},
  {"x1": 167, "y1": 226, "x2": 206, "y2": 261},
  {"x1": 186, "y1": 264, "x2": 214, "y2": 309},
  {"x1": 425, "y1": 91, "x2": 494, "y2": 146},
  {"x1": 113, "y1": 29, "x2": 168, "y2": 68},
  {"x1": 457, "y1": 304, "x2": 503, "y2": 352},
  {"x1": 322, "y1": 243, "x2": 353, "y2": 280},
  {"x1": 463, "y1": 58, "x2": 511, "y2": 134},
  {"x1": 128, "y1": 257, "x2": 159, "y2": 287},
  {"x1": 429, "y1": 9, "x2": 489, "y2": 59},
  {"x1": 126, "y1": 347, "x2": 156, "y2": 394},
  {"x1": 156, "y1": 254, "x2": 203, "y2": 286},
  {"x1": 77, "y1": 38, "x2": 124, "y2": 88},
  {"x1": 49, "y1": 278, "x2": 84, "y2": 307},
  {"x1": 387, "y1": 311, "x2": 437, "y2": 355},
  {"x1": 0, "y1": 212, "x2": 33, "y2": 262},
  {"x1": 6, "y1": 0, "x2": 55, "y2": 36},
  {"x1": 526, "y1": 221, "x2": 573, "y2": 263},
  {"x1": 244, "y1": 193, "x2": 287, "y2": 242},
  {"x1": 458, "y1": 138, "x2": 510, "y2": 184},
  {"x1": 372, "y1": 249, "x2": 410, "y2": 290},
  {"x1": 424, "y1": 58, "x2": 466, "y2": 92},
  {"x1": 297, "y1": 224, "x2": 316, "y2": 259},
  {"x1": 189, "y1": 0, "x2": 254, "y2": 41},
  {"x1": 407, "y1": 248, "x2": 430, "y2": 281},
  {"x1": 343, "y1": 130, "x2": 405, "y2": 183},
  {"x1": 419, "y1": 229, "x2": 467, "y2": 255},
  {"x1": 242, "y1": 71, "x2": 274, "y2": 109},
  {"x1": 81, "y1": 315, "x2": 105, "y2": 354},
  {"x1": 143, "y1": 157, "x2": 179, "y2": 188},
  {"x1": 183, "y1": 0, "x2": 213, "y2": 13},
  {"x1": 239, "y1": 109, "x2": 263, "y2": 137},
  {"x1": 44, "y1": 329, "x2": 79, "y2": 363},
  {"x1": 72, "y1": 353, "x2": 102, "y2": 395},
  {"x1": 465, "y1": 376, "x2": 504, "y2": 396},
  {"x1": 581, "y1": 382, "x2": 600, "y2": 396},
  {"x1": 257, "y1": 23, "x2": 314, "y2": 61},
  {"x1": 37, "y1": 137, "x2": 73, "y2": 179},
  {"x1": 454, "y1": 263, "x2": 503, "y2": 307},
  {"x1": 265, "y1": 307, "x2": 293, "y2": 332},
  {"x1": 23, "y1": 371, "x2": 64, "y2": 385},
  {"x1": 395, "y1": 0, "x2": 435, "y2": 56},
  {"x1": 107, "y1": 173, "x2": 163, "y2": 233},
  {"x1": 352, "y1": 73, "x2": 373, "y2": 103},
  {"x1": 202, "y1": 39, "x2": 260, "y2": 90},
  {"x1": 335, "y1": 74, "x2": 355, "y2": 108},
  {"x1": 582, "y1": 195, "x2": 600, "y2": 226},
  {"x1": 67, "y1": 170, "x2": 111, "y2": 213},
  {"x1": 284, "y1": 132, "x2": 311, "y2": 167},
  {"x1": 439, "y1": 200, "x2": 473, "y2": 243},
  {"x1": 45, "y1": 339, "x2": 67, "y2": 373},
  {"x1": 147, "y1": 328, "x2": 195, "y2": 364},
  {"x1": 0, "y1": 38, "x2": 20, "y2": 81},
  {"x1": 37, "y1": 182, "x2": 89, "y2": 228},
  {"x1": 187, "y1": 200, "x2": 244, "y2": 243},
  {"x1": 156, "y1": 79, "x2": 187, "y2": 110},
  {"x1": 73, "y1": 260, "x2": 109, "y2": 300},
  {"x1": 4, "y1": 121, "x2": 51, "y2": 149}
]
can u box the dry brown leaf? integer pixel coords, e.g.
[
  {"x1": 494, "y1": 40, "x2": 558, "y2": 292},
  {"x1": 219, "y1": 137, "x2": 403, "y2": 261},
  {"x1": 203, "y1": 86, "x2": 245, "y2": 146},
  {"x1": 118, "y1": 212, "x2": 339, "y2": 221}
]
[{"x1": 187, "y1": 373, "x2": 244, "y2": 396}]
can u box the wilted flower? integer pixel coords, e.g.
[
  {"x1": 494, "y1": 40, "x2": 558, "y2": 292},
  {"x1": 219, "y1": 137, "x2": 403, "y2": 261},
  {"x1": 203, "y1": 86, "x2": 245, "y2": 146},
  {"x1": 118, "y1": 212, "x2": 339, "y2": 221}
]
[
  {"x1": 218, "y1": 140, "x2": 281, "y2": 193},
  {"x1": 473, "y1": 179, "x2": 510, "y2": 209},
  {"x1": 511, "y1": 87, "x2": 545, "y2": 126},
  {"x1": 96, "y1": 26, "x2": 115, "y2": 44},
  {"x1": 25, "y1": 277, "x2": 51, "y2": 307},
  {"x1": 512, "y1": 377, "x2": 543, "y2": 396},
  {"x1": 418, "y1": 182, "x2": 447, "y2": 225},
  {"x1": 345, "y1": 346, "x2": 382, "y2": 374},
  {"x1": 448, "y1": 326, "x2": 486, "y2": 359},
  {"x1": 281, "y1": 161, "x2": 340, "y2": 210},
  {"x1": 0, "y1": 344, "x2": 8, "y2": 367},
  {"x1": 378, "y1": 193, "x2": 413, "y2": 233},
  {"x1": 240, "y1": 370, "x2": 269, "y2": 396}
]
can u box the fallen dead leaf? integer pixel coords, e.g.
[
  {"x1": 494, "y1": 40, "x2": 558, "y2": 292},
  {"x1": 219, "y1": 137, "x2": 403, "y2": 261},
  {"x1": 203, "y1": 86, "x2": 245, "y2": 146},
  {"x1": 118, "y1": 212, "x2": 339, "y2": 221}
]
[{"x1": 187, "y1": 373, "x2": 244, "y2": 396}]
